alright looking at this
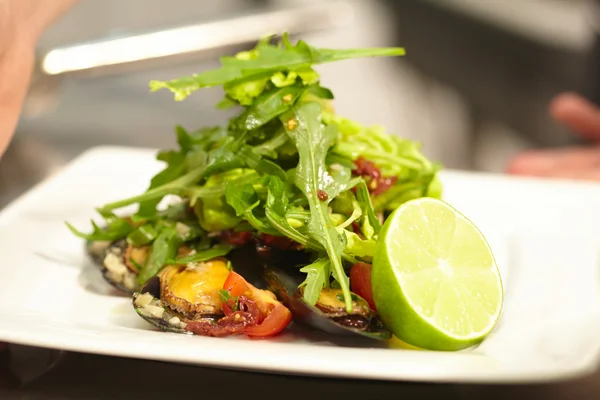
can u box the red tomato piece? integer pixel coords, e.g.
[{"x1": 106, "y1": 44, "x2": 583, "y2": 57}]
[
  {"x1": 350, "y1": 262, "x2": 377, "y2": 311},
  {"x1": 223, "y1": 271, "x2": 251, "y2": 297},
  {"x1": 244, "y1": 304, "x2": 292, "y2": 338},
  {"x1": 222, "y1": 271, "x2": 292, "y2": 338}
]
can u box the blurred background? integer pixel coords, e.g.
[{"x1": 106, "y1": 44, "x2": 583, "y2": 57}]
[{"x1": 1, "y1": 0, "x2": 598, "y2": 208}]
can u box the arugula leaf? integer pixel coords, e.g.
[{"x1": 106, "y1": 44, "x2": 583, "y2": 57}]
[
  {"x1": 226, "y1": 77, "x2": 269, "y2": 106},
  {"x1": 194, "y1": 185, "x2": 242, "y2": 232},
  {"x1": 188, "y1": 126, "x2": 229, "y2": 150},
  {"x1": 66, "y1": 211, "x2": 135, "y2": 242},
  {"x1": 66, "y1": 220, "x2": 130, "y2": 242},
  {"x1": 169, "y1": 244, "x2": 233, "y2": 264},
  {"x1": 251, "y1": 129, "x2": 289, "y2": 159},
  {"x1": 265, "y1": 176, "x2": 321, "y2": 250},
  {"x1": 270, "y1": 71, "x2": 297, "y2": 87},
  {"x1": 355, "y1": 180, "x2": 381, "y2": 237},
  {"x1": 307, "y1": 85, "x2": 334, "y2": 99},
  {"x1": 135, "y1": 125, "x2": 204, "y2": 218},
  {"x1": 99, "y1": 165, "x2": 206, "y2": 213},
  {"x1": 175, "y1": 125, "x2": 194, "y2": 152},
  {"x1": 100, "y1": 165, "x2": 259, "y2": 216},
  {"x1": 216, "y1": 96, "x2": 238, "y2": 110},
  {"x1": 232, "y1": 86, "x2": 305, "y2": 131},
  {"x1": 149, "y1": 36, "x2": 405, "y2": 102},
  {"x1": 255, "y1": 159, "x2": 287, "y2": 181},
  {"x1": 338, "y1": 230, "x2": 376, "y2": 260},
  {"x1": 131, "y1": 201, "x2": 192, "y2": 224},
  {"x1": 186, "y1": 170, "x2": 260, "y2": 207},
  {"x1": 225, "y1": 182, "x2": 279, "y2": 235},
  {"x1": 335, "y1": 202, "x2": 361, "y2": 231},
  {"x1": 126, "y1": 224, "x2": 158, "y2": 246},
  {"x1": 137, "y1": 227, "x2": 181, "y2": 284},
  {"x1": 299, "y1": 258, "x2": 330, "y2": 306},
  {"x1": 280, "y1": 101, "x2": 353, "y2": 312},
  {"x1": 202, "y1": 138, "x2": 246, "y2": 178},
  {"x1": 226, "y1": 183, "x2": 259, "y2": 215}
]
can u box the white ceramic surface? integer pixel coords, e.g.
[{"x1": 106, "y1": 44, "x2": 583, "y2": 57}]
[{"x1": 1, "y1": 146, "x2": 600, "y2": 383}]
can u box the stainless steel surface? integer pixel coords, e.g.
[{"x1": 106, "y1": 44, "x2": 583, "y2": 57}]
[
  {"x1": 25, "y1": 1, "x2": 353, "y2": 117},
  {"x1": 422, "y1": 0, "x2": 595, "y2": 52},
  {"x1": 39, "y1": 2, "x2": 352, "y2": 77}
]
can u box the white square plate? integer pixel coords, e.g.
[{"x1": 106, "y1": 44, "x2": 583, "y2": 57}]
[{"x1": 1, "y1": 146, "x2": 600, "y2": 384}]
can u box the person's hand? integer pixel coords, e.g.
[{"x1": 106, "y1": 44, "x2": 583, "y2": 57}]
[
  {"x1": 0, "y1": 0, "x2": 78, "y2": 157},
  {"x1": 506, "y1": 93, "x2": 600, "y2": 181}
]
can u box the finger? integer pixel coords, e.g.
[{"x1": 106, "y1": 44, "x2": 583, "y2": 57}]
[{"x1": 550, "y1": 92, "x2": 600, "y2": 142}]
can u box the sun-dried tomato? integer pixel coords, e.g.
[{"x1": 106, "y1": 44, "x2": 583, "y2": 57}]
[
  {"x1": 354, "y1": 157, "x2": 381, "y2": 180},
  {"x1": 372, "y1": 176, "x2": 398, "y2": 196},
  {"x1": 352, "y1": 157, "x2": 397, "y2": 196},
  {"x1": 185, "y1": 296, "x2": 261, "y2": 337}
]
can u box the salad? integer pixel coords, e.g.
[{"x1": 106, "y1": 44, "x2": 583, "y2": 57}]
[{"x1": 68, "y1": 34, "x2": 502, "y2": 349}]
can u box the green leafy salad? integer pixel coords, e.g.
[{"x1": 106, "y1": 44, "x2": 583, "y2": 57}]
[{"x1": 67, "y1": 34, "x2": 483, "y2": 346}]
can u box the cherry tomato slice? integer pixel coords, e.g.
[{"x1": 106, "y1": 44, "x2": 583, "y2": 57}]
[
  {"x1": 222, "y1": 271, "x2": 292, "y2": 337},
  {"x1": 350, "y1": 262, "x2": 376, "y2": 311},
  {"x1": 223, "y1": 271, "x2": 251, "y2": 297},
  {"x1": 244, "y1": 303, "x2": 292, "y2": 338}
]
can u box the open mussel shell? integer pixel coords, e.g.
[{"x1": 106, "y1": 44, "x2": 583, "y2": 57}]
[
  {"x1": 85, "y1": 239, "x2": 140, "y2": 295},
  {"x1": 263, "y1": 265, "x2": 392, "y2": 341},
  {"x1": 132, "y1": 258, "x2": 231, "y2": 335},
  {"x1": 132, "y1": 276, "x2": 191, "y2": 334}
]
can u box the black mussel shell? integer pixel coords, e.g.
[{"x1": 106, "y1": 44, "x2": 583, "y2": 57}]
[
  {"x1": 132, "y1": 271, "x2": 227, "y2": 335},
  {"x1": 263, "y1": 266, "x2": 392, "y2": 341},
  {"x1": 132, "y1": 276, "x2": 189, "y2": 334},
  {"x1": 131, "y1": 276, "x2": 196, "y2": 334},
  {"x1": 85, "y1": 239, "x2": 139, "y2": 295}
]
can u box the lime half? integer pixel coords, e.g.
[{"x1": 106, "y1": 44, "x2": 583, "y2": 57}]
[{"x1": 372, "y1": 197, "x2": 503, "y2": 351}]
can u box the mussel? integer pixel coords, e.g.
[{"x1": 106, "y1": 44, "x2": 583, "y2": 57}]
[
  {"x1": 263, "y1": 265, "x2": 391, "y2": 341},
  {"x1": 133, "y1": 257, "x2": 244, "y2": 336},
  {"x1": 232, "y1": 242, "x2": 391, "y2": 341},
  {"x1": 85, "y1": 235, "x2": 198, "y2": 295},
  {"x1": 85, "y1": 239, "x2": 147, "y2": 294},
  {"x1": 133, "y1": 257, "x2": 230, "y2": 332}
]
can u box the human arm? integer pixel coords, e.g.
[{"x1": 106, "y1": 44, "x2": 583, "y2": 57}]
[{"x1": 0, "y1": 0, "x2": 78, "y2": 156}]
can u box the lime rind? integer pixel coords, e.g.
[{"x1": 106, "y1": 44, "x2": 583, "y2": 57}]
[{"x1": 372, "y1": 197, "x2": 504, "y2": 351}]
